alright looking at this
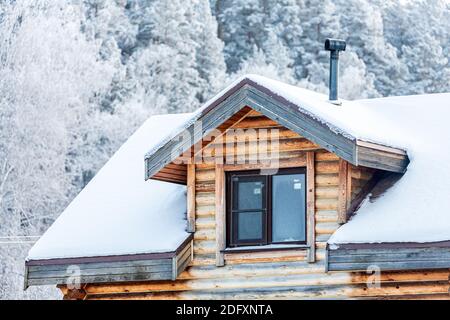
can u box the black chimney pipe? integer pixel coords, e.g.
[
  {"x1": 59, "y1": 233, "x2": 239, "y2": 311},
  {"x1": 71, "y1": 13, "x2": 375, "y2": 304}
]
[{"x1": 324, "y1": 38, "x2": 346, "y2": 104}]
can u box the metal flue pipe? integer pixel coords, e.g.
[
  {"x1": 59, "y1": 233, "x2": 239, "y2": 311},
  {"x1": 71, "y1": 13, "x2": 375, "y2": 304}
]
[{"x1": 324, "y1": 38, "x2": 346, "y2": 104}]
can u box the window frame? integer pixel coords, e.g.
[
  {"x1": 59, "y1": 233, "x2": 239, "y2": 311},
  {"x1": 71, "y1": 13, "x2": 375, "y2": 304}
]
[{"x1": 226, "y1": 167, "x2": 307, "y2": 248}]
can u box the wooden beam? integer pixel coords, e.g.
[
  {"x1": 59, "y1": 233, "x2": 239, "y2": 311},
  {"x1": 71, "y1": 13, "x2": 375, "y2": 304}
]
[
  {"x1": 306, "y1": 151, "x2": 315, "y2": 263},
  {"x1": 346, "y1": 164, "x2": 352, "y2": 221},
  {"x1": 61, "y1": 286, "x2": 87, "y2": 300},
  {"x1": 223, "y1": 155, "x2": 306, "y2": 172},
  {"x1": 187, "y1": 164, "x2": 196, "y2": 232},
  {"x1": 215, "y1": 164, "x2": 226, "y2": 267},
  {"x1": 337, "y1": 159, "x2": 348, "y2": 224}
]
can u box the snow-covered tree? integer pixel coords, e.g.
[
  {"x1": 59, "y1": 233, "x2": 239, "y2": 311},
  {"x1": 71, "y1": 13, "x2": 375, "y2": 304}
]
[
  {"x1": 0, "y1": 0, "x2": 114, "y2": 299},
  {"x1": 382, "y1": 0, "x2": 450, "y2": 95}
]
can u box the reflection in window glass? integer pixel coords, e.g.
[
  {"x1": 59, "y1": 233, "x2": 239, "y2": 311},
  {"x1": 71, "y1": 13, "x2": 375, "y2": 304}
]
[
  {"x1": 237, "y1": 211, "x2": 263, "y2": 240},
  {"x1": 272, "y1": 174, "x2": 306, "y2": 242},
  {"x1": 237, "y1": 181, "x2": 263, "y2": 210}
]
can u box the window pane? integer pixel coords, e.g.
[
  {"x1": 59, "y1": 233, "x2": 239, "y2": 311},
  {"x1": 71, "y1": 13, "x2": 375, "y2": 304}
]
[
  {"x1": 236, "y1": 180, "x2": 264, "y2": 210},
  {"x1": 237, "y1": 211, "x2": 263, "y2": 241},
  {"x1": 272, "y1": 173, "x2": 306, "y2": 242}
]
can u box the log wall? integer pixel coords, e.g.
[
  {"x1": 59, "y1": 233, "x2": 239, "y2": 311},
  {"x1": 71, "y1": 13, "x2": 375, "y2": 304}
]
[{"x1": 66, "y1": 112, "x2": 449, "y2": 300}]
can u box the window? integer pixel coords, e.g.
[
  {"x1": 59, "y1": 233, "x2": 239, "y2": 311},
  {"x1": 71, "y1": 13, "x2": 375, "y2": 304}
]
[{"x1": 226, "y1": 168, "x2": 307, "y2": 247}]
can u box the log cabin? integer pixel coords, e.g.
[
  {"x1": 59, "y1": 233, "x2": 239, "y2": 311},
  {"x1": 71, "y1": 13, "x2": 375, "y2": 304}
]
[{"x1": 24, "y1": 64, "x2": 450, "y2": 299}]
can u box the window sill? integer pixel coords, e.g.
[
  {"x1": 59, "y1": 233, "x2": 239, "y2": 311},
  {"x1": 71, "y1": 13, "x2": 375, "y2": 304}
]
[{"x1": 222, "y1": 243, "x2": 309, "y2": 254}]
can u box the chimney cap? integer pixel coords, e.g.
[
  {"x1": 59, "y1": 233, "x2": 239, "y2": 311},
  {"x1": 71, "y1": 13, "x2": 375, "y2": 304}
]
[{"x1": 325, "y1": 38, "x2": 346, "y2": 52}]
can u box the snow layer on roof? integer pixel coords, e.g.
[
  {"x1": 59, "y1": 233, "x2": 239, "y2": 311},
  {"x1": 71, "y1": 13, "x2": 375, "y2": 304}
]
[
  {"x1": 328, "y1": 93, "x2": 450, "y2": 245},
  {"x1": 27, "y1": 114, "x2": 193, "y2": 261}
]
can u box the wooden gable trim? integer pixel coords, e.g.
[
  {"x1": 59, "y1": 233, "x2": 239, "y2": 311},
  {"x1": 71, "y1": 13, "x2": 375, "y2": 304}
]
[{"x1": 145, "y1": 79, "x2": 409, "y2": 183}]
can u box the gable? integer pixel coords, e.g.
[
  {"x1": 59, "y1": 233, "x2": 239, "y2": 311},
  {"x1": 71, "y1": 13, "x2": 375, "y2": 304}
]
[{"x1": 145, "y1": 78, "x2": 409, "y2": 184}]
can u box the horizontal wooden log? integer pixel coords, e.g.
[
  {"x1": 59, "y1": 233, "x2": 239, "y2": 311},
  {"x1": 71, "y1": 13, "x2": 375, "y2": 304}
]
[
  {"x1": 195, "y1": 217, "x2": 216, "y2": 230},
  {"x1": 193, "y1": 229, "x2": 215, "y2": 241},
  {"x1": 315, "y1": 151, "x2": 340, "y2": 162},
  {"x1": 220, "y1": 127, "x2": 301, "y2": 143},
  {"x1": 231, "y1": 116, "x2": 281, "y2": 129},
  {"x1": 315, "y1": 187, "x2": 339, "y2": 199},
  {"x1": 204, "y1": 138, "x2": 320, "y2": 156},
  {"x1": 315, "y1": 210, "x2": 339, "y2": 223},
  {"x1": 315, "y1": 174, "x2": 339, "y2": 186},
  {"x1": 315, "y1": 161, "x2": 340, "y2": 173}
]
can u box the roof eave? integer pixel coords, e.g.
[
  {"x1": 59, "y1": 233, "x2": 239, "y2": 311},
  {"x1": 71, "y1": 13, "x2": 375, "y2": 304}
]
[
  {"x1": 326, "y1": 241, "x2": 450, "y2": 273},
  {"x1": 24, "y1": 234, "x2": 193, "y2": 289}
]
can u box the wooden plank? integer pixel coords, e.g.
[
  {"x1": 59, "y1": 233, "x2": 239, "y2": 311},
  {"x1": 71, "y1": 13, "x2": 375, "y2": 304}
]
[
  {"x1": 306, "y1": 151, "x2": 315, "y2": 263},
  {"x1": 207, "y1": 137, "x2": 320, "y2": 155},
  {"x1": 187, "y1": 164, "x2": 196, "y2": 232},
  {"x1": 223, "y1": 155, "x2": 306, "y2": 172},
  {"x1": 27, "y1": 271, "x2": 174, "y2": 286},
  {"x1": 151, "y1": 175, "x2": 187, "y2": 185},
  {"x1": 356, "y1": 140, "x2": 407, "y2": 156},
  {"x1": 215, "y1": 164, "x2": 225, "y2": 267},
  {"x1": 328, "y1": 246, "x2": 450, "y2": 272},
  {"x1": 28, "y1": 264, "x2": 172, "y2": 279},
  {"x1": 28, "y1": 259, "x2": 172, "y2": 273},
  {"x1": 337, "y1": 159, "x2": 348, "y2": 224},
  {"x1": 328, "y1": 261, "x2": 450, "y2": 272},
  {"x1": 23, "y1": 265, "x2": 29, "y2": 290},
  {"x1": 356, "y1": 144, "x2": 409, "y2": 173},
  {"x1": 346, "y1": 164, "x2": 352, "y2": 220},
  {"x1": 330, "y1": 247, "x2": 450, "y2": 257},
  {"x1": 172, "y1": 256, "x2": 177, "y2": 280}
]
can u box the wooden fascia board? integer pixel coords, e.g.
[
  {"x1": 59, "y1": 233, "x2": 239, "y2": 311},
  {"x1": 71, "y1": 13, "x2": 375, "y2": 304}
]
[
  {"x1": 326, "y1": 241, "x2": 450, "y2": 272},
  {"x1": 25, "y1": 235, "x2": 194, "y2": 287},
  {"x1": 355, "y1": 140, "x2": 409, "y2": 173},
  {"x1": 25, "y1": 234, "x2": 194, "y2": 267}
]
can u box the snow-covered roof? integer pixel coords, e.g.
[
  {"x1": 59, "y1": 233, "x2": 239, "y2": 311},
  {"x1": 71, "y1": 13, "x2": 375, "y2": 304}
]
[
  {"x1": 28, "y1": 74, "x2": 450, "y2": 262},
  {"x1": 27, "y1": 114, "x2": 192, "y2": 261},
  {"x1": 329, "y1": 93, "x2": 450, "y2": 245}
]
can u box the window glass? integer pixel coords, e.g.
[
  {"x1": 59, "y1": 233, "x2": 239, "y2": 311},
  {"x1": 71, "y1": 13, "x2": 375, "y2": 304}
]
[
  {"x1": 272, "y1": 173, "x2": 306, "y2": 242},
  {"x1": 237, "y1": 180, "x2": 263, "y2": 210},
  {"x1": 237, "y1": 211, "x2": 263, "y2": 241}
]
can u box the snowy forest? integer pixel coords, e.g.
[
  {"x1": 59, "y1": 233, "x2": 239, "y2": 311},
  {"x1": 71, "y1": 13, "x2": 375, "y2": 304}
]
[{"x1": 0, "y1": 0, "x2": 449, "y2": 299}]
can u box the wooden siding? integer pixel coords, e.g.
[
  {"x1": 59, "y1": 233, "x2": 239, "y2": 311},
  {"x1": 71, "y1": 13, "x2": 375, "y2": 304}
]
[
  {"x1": 78, "y1": 268, "x2": 450, "y2": 300},
  {"x1": 60, "y1": 111, "x2": 446, "y2": 300}
]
